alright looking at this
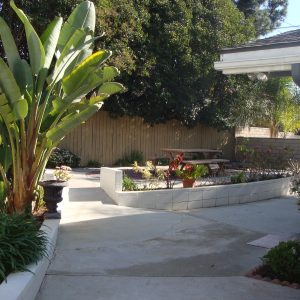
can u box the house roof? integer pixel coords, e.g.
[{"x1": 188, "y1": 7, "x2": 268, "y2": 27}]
[
  {"x1": 214, "y1": 29, "x2": 300, "y2": 84},
  {"x1": 221, "y1": 29, "x2": 300, "y2": 53}
]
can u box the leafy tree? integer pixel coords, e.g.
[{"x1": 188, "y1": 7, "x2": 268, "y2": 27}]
[
  {"x1": 0, "y1": 0, "x2": 79, "y2": 58},
  {"x1": 233, "y1": 0, "x2": 288, "y2": 36},
  {"x1": 229, "y1": 77, "x2": 300, "y2": 136},
  {"x1": 96, "y1": 0, "x2": 255, "y2": 127}
]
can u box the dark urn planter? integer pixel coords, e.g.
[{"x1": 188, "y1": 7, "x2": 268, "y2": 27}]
[{"x1": 40, "y1": 180, "x2": 68, "y2": 219}]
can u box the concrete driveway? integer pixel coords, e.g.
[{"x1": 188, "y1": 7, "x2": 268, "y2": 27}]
[{"x1": 36, "y1": 170, "x2": 300, "y2": 300}]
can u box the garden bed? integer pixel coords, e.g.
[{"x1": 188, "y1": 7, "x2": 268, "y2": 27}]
[
  {"x1": 246, "y1": 265, "x2": 300, "y2": 289},
  {"x1": 0, "y1": 219, "x2": 59, "y2": 300},
  {"x1": 100, "y1": 167, "x2": 291, "y2": 210}
]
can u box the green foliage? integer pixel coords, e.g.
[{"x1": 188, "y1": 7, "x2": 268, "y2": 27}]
[
  {"x1": 231, "y1": 171, "x2": 247, "y2": 184},
  {"x1": 86, "y1": 160, "x2": 102, "y2": 168},
  {"x1": 96, "y1": 0, "x2": 254, "y2": 127},
  {"x1": 47, "y1": 148, "x2": 81, "y2": 168},
  {"x1": 0, "y1": 0, "x2": 80, "y2": 59},
  {"x1": 0, "y1": 213, "x2": 48, "y2": 283},
  {"x1": 0, "y1": 1, "x2": 125, "y2": 213},
  {"x1": 262, "y1": 240, "x2": 300, "y2": 283},
  {"x1": 133, "y1": 160, "x2": 164, "y2": 190},
  {"x1": 122, "y1": 175, "x2": 138, "y2": 191},
  {"x1": 233, "y1": 0, "x2": 288, "y2": 36},
  {"x1": 229, "y1": 78, "x2": 300, "y2": 134},
  {"x1": 114, "y1": 150, "x2": 143, "y2": 167},
  {"x1": 176, "y1": 164, "x2": 208, "y2": 180}
]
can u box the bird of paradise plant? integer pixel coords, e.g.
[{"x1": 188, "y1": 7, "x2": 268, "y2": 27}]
[{"x1": 0, "y1": 1, "x2": 125, "y2": 213}]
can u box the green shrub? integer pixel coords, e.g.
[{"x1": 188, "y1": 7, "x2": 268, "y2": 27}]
[
  {"x1": 122, "y1": 176, "x2": 138, "y2": 191},
  {"x1": 231, "y1": 171, "x2": 247, "y2": 184},
  {"x1": 114, "y1": 150, "x2": 143, "y2": 167},
  {"x1": 87, "y1": 160, "x2": 102, "y2": 168},
  {"x1": 47, "y1": 148, "x2": 81, "y2": 168},
  {"x1": 0, "y1": 213, "x2": 48, "y2": 283},
  {"x1": 262, "y1": 240, "x2": 300, "y2": 283}
]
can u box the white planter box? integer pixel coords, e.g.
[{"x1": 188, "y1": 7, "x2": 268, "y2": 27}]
[{"x1": 100, "y1": 167, "x2": 291, "y2": 211}]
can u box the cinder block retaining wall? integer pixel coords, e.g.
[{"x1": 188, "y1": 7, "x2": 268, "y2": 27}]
[
  {"x1": 100, "y1": 167, "x2": 291, "y2": 211},
  {"x1": 236, "y1": 137, "x2": 300, "y2": 160}
]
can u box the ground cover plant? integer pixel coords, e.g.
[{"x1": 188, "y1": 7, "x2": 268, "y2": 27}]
[
  {"x1": 0, "y1": 1, "x2": 125, "y2": 214},
  {"x1": 47, "y1": 148, "x2": 81, "y2": 168},
  {"x1": 114, "y1": 150, "x2": 144, "y2": 167},
  {"x1": 261, "y1": 240, "x2": 300, "y2": 284},
  {"x1": 0, "y1": 212, "x2": 48, "y2": 283}
]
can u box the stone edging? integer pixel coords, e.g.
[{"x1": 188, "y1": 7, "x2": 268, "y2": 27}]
[
  {"x1": 0, "y1": 219, "x2": 60, "y2": 300},
  {"x1": 246, "y1": 265, "x2": 300, "y2": 289},
  {"x1": 100, "y1": 167, "x2": 291, "y2": 210}
]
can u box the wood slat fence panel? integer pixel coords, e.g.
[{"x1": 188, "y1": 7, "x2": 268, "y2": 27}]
[{"x1": 60, "y1": 111, "x2": 235, "y2": 166}]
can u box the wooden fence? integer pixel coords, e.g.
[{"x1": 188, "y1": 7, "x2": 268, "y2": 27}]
[{"x1": 60, "y1": 111, "x2": 235, "y2": 166}]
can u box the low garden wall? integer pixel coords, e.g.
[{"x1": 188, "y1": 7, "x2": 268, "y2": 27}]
[{"x1": 100, "y1": 167, "x2": 291, "y2": 211}]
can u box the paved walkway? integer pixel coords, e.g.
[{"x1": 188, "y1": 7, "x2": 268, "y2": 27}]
[{"x1": 36, "y1": 171, "x2": 300, "y2": 300}]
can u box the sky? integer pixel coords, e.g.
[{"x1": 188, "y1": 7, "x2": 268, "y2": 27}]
[{"x1": 268, "y1": 0, "x2": 300, "y2": 37}]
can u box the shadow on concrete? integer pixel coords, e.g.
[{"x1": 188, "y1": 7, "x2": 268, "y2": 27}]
[{"x1": 68, "y1": 187, "x2": 115, "y2": 205}]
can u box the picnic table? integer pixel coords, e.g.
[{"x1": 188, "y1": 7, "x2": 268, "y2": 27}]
[
  {"x1": 161, "y1": 148, "x2": 228, "y2": 175},
  {"x1": 161, "y1": 148, "x2": 222, "y2": 159}
]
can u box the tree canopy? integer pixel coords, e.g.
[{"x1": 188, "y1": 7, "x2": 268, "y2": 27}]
[
  {"x1": 228, "y1": 77, "x2": 300, "y2": 136},
  {"x1": 0, "y1": 0, "x2": 289, "y2": 129},
  {"x1": 96, "y1": 0, "x2": 255, "y2": 127},
  {"x1": 233, "y1": 0, "x2": 288, "y2": 36},
  {"x1": 0, "y1": 0, "x2": 79, "y2": 58}
]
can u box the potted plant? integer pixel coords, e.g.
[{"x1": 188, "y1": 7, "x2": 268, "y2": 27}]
[
  {"x1": 40, "y1": 166, "x2": 71, "y2": 219},
  {"x1": 176, "y1": 164, "x2": 208, "y2": 188}
]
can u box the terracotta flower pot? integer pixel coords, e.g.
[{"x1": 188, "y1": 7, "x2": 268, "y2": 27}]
[
  {"x1": 40, "y1": 180, "x2": 68, "y2": 219},
  {"x1": 182, "y1": 178, "x2": 195, "y2": 188}
]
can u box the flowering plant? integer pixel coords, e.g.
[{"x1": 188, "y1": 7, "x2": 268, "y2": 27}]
[
  {"x1": 176, "y1": 164, "x2": 208, "y2": 180},
  {"x1": 53, "y1": 166, "x2": 72, "y2": 182}
]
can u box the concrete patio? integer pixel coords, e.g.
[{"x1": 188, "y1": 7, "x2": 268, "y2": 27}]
[{"x1": 36, "y1": 170, "x2": 300, "y2": 300}]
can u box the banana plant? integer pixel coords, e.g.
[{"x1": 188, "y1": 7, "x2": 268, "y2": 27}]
[{"x1": 0, "y1": 1, "x2": 125, "y2": 213}]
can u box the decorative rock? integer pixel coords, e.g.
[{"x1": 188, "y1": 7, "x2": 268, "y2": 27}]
[
  {"x1": 282, "y1": 281, "x2": 290, "y2": 286},
  {"x1": 290, "y1": 283, "x2": 300, "y2": 289},
  {"x1": 272, "y1": 279, "x2": 281, "y2": 284},
  {"x1": 263, "y1": 277, "x2": 272, "y2": 282}
]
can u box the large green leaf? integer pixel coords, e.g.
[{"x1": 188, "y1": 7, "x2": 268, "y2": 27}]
[
  {"x1": 41, "y1": 17, "x2": 63, "y2": 69},
  {"x1": 0, "y1": 17, "x2": 21, "y2": 72},
  {"x1": 0, "y1": 145, "x2": 12, "y2": 173},
  {"x1": 62, "y1": 50, "x2": 112, "y2": 94},
  {"x1": 13, "y1": 59, "x2": 33, "y2": 95},
  {"x1": 36, "y1": 17, "x2": 63, "y2": 93},
  {"x1": 0, "y1": 95, "x2": 15, "y2": 124},
  {"x1": 46, "y1": 97, "x2": 103, "y2": 143},
  {"x1": 50, "y1": 29, "x2": 91, "y2": 84},
  {"x1": 0, "y1": 59, "x2": 28, "y2": 120},
  {"x1": 57, "y1": 1, "x2": 95, "y2": 53},
  {"x1": 98, "y1": 82, "x2": 126, "y2": 96},
  {"x1": 10, "y1": 1, "x2": 45, "y2": 75},
  {"x1": 63, "y1": 33, "x2": 94, "y2": 76},
  {"x1": 0, "y1": 94, "x2": 27, "y2": 123},
  {"x1": 0, "y1": 181, "x2": 6, "y2": 210}
]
